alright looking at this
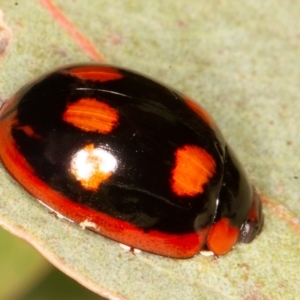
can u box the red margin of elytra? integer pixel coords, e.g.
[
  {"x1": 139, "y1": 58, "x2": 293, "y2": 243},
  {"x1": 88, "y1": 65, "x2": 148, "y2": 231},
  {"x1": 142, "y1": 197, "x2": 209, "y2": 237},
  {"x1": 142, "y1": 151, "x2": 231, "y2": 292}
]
[
  {"x1": 38, "y1": 0, "x2": 105, "y2": 62},
  {"x1": 261, "y1": 195, "x2": 300, "y2": 235}
]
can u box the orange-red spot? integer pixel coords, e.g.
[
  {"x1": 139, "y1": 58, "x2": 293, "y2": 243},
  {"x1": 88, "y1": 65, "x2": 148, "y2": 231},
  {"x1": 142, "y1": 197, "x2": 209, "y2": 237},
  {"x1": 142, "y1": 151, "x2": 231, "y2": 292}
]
[
  {"x1": 206, "y1": 218, "x2": 240, "y2": 255},
  {"x1": 184, "y1": 96, "x2": 215, "y2": 127},
  {"x1": 70, "y1": 144, "x2": 117, "y2": 191},
  {"x1": 15, "y1": 124, "x2": 41, "y2": 139},
  {"x1": 67, "y1": 65, "x2": 123, "y2": 82},
  {"x1": 171, "y1": 145, "x2": 216, "y2": 197},
  {"x1": 63, "y1": 98, "x2": 119, "y2": 133}
]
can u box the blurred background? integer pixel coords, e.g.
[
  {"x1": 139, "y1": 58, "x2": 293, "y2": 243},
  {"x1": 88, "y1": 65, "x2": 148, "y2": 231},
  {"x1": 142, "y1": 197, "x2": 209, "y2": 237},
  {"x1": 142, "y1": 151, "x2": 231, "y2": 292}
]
[{"x1": 0, "y1": 227, "x2": 105, "y2": 300}]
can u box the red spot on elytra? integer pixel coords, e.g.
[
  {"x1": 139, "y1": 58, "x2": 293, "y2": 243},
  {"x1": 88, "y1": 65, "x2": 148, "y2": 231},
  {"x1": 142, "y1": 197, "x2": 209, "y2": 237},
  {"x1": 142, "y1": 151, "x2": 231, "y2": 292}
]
[
  {"x1": 63, "y1": 98, "x2": 119, "y2": 134},
  {"x1": 15, "y1": 124, "x2": 41, "y2": 139},
  {"x1": 67, "y1": 65, "x2": 123, "y2": 82},
  {"x1": 171, "y1": 145, "x2": 215, "y2": 197},
  {"x1": 206, "y1": 218, "x2": 240, "y2": 255}
]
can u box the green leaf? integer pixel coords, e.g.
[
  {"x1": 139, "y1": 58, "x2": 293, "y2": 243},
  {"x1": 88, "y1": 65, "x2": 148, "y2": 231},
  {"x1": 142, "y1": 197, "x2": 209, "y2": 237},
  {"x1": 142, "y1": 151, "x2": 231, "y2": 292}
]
[{"x1": 0, "y1": 1, "x2": 300, "y2": 299}]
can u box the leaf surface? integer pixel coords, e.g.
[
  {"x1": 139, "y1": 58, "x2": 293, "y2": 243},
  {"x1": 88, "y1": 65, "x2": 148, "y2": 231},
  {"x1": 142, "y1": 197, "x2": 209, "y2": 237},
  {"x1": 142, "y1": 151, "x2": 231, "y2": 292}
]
[{"x1": 0, "y1": 1, "x2": 299, "y2": 299}]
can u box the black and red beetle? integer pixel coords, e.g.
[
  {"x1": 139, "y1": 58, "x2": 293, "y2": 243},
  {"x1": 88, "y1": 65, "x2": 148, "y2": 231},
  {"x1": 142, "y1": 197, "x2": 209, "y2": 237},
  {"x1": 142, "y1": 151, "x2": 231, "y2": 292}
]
[{"x1": 0, "y1": 64, "x2": 264, "y2": 257}]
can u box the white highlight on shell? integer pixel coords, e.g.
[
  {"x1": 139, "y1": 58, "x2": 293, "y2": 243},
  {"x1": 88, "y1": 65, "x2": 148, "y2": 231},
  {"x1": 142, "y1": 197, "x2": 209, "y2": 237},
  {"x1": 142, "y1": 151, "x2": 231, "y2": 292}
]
[{"x1": 71, "y1": 146, "x2": 117, "y2": 181}]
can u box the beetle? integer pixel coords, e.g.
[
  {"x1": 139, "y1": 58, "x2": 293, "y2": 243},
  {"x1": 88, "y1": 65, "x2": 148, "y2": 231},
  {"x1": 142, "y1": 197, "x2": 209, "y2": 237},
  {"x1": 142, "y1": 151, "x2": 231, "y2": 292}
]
[{"x1": 0, "y1": 64, "x2": 264, "y2": 258}]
